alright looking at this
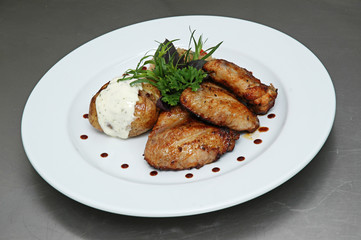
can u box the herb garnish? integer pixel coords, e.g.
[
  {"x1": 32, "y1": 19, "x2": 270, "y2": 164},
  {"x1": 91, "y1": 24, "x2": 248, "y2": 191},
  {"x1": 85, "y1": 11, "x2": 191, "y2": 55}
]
[{"x1": 120, "y1": 30, "x2": 222, "y2": 106}]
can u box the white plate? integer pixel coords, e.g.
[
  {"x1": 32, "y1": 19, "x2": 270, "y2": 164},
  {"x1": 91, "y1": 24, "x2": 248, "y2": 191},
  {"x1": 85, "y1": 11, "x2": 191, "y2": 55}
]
[{"x1": 21, "y1": 16, "x2": 336, "y2": 217}]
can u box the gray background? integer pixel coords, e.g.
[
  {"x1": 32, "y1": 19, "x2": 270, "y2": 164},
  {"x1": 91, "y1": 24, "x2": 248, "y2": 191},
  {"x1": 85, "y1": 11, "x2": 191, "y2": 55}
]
[{"x1": 1, "y1": 0, "x2": 360, "y2": 239}]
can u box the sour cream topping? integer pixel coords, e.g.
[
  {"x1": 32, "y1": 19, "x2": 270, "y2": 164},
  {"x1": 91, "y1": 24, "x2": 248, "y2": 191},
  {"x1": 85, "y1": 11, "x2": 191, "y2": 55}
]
[{"x1": 95, "y1": 78, "x2": 142, "y2": 139}]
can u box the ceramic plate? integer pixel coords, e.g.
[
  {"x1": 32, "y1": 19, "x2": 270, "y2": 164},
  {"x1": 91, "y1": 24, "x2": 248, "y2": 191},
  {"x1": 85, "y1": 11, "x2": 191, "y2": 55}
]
[{"x1": 21, "y1": 16, "x2": 336, "y2": 217}]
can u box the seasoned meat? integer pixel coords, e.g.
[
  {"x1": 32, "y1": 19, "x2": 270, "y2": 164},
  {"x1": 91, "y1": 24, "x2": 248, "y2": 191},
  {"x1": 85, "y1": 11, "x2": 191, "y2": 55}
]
[
  {"x1": 180, "y1": 81, "x2": 259, "y2": 132},
  {"x1": 203, "y1": 59, "x2": 277, "y2": 115},
  {"x1": 144, "y1": 106, "x2": 240, "y2": 170}
]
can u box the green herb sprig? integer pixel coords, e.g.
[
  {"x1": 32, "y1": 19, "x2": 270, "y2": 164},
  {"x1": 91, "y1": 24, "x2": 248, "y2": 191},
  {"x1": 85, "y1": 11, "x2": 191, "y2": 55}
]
[{"x1": 120, "y1": 30, "x2": 222, "y2": 106}]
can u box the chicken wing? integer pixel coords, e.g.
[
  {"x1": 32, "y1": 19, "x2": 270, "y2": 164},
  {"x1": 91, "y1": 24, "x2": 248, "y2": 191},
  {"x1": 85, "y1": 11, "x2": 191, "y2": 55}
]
[
  {"x1": 203, "y1": 59, "x2": 277, "y2": 115},
  {"x1": 144, "y1": 106, "x2": 240, "y2": 170},
  {"x1": 180, "y1": 81, "x2": 259, "y2": 132}
]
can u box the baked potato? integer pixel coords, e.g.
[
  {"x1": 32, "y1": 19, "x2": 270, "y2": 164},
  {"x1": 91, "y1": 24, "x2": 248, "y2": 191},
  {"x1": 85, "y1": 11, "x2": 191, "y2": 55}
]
[{"x1": 88, "y1": 79, "x2": 160, "y2": 139}]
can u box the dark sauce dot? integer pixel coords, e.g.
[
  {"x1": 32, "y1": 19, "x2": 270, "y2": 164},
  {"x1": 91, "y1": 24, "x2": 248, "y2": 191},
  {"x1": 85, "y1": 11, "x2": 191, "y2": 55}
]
[
  {"x1": 267, "y1": 113, "x2": 276, "y2": 119},
  {"x1": 80, "y1": 135, "x2": 88, "y2": 140},
  {"x1": 258, "y1": 127, "x2": 269, "y2": 132},
  {"x1": 254, "y1": 139, "x2": 262, "y2": 144},
  {"x1": 150, "y1": 171, "x2": 158, "y2": 176},
  {"x1": 212, "y1": 167, "x2": 220, "y2": 172},
  {"x1": 237, "y1": 156, "x2": 246, "y2": 161},
  {"x1": 185, "y1": 173, "x2": 193, "y2": 178},
  {"x1": 83, "y1": 113, "x2": 89, "y2": 119},
  {"x1": 100, "y1": 153, "x2": 108, "y2": 158},
  {"x1": 121, "y1": 164, "x2": 129, "y2": 169}
]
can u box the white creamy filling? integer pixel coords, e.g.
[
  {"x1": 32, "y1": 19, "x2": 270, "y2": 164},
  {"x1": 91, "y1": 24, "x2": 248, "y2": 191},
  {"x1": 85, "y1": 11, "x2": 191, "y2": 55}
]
[{"x1": 95, "y1": 78, "x2": 142, "y2": 139}]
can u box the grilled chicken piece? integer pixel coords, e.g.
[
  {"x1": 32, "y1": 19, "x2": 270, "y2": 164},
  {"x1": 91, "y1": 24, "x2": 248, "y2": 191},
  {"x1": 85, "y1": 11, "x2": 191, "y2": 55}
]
[
  {"x1": 203, "y1": 59, "x2": 278, "y2": 115},
  {"x1": 144, "y1": 106, "x2": 240, "y2": 170},
  {"x1": 180, "y1": 81, "x2": 259, "y2": 132}
]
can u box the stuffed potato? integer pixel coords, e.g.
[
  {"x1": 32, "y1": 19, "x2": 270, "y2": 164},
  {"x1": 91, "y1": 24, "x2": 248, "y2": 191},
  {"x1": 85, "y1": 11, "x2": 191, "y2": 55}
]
[{"x1": 88, "y1": 78, "x2": 160, "y2": 139}]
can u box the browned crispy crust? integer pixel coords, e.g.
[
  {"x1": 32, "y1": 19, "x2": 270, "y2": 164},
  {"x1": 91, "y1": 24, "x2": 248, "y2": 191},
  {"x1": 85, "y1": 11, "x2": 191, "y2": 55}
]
[
  {"x1": 129, "y1": 83, "x2": 160, "y2": 137},
  {"x1": 180, "y1": 81, "x2": 259, "y2": 132},
  {"x1": 144, "y1": 106, "x2": 240, "y2": 170},
  {"x1": 203, "y1": 59, "x2": 278, "y2": 115},
  {"x1": 88, "y1": 82, "x2": 160, "y2": 137}
]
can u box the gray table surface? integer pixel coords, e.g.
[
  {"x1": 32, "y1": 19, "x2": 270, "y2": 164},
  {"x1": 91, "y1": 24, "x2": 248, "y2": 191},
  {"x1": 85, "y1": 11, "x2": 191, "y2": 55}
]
[{"x1": 1, "y1": 0, "x2": 360, "y2": 239}]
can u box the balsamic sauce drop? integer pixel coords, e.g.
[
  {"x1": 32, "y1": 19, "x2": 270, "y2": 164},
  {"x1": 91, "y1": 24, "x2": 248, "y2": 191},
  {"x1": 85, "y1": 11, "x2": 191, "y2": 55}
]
[{"x1": 80, "y1": 135, "x2": 88, "y2": 140}]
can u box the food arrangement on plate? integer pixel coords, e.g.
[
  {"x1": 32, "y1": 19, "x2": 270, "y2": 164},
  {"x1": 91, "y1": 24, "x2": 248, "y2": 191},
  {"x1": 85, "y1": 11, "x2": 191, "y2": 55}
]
[{"x1": 88, "y1": 30, "x2": 278, "y2": 170}]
